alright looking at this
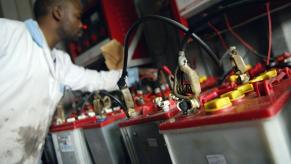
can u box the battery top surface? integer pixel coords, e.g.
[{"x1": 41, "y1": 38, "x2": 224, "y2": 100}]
[
  {"x1": 118, "y1": 106, "x2": 179, "y2": 128},
  {"x1": 159, "y1": 78, "x2": 291, "y2": 131}
]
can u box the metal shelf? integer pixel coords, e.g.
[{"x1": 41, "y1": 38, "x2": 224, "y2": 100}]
[{"x1": 75, "y1": 38, "x2": 110, "y2": 66}]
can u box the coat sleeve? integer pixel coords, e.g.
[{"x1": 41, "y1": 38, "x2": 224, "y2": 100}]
[
  {"x1": 0, "y1": 19, "x2": 9, "y2": 56},
  {"x1": 57, "y1": 50, "x2": 122, "y2": 92}
]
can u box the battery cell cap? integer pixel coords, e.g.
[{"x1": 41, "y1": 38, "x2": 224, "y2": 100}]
[
  {"x1": 204, "y1": 97, "x2": 232, "y2": 112},
  {"x1": 220, "y1": 90, "x2": 245, "y2": 101},
  {"x1": 237, "y1": 83, "x2": 254, "y2": 93},
  {"x1": 199, "y1": 76, "x2": 207, "y2": 83}
]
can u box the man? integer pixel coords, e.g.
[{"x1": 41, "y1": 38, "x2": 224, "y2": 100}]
[{"x1": 0, "y1": 0, "x2": 122, "y2": 163}]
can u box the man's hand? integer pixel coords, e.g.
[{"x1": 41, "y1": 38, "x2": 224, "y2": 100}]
[{"x1": 101, "y1": 39, "x2": 124, "y2": 70}]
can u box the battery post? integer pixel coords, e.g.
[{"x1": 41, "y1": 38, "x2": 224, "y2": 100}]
[{"x1": 229, "y1": 46, "x2": 250, "y2": 84}]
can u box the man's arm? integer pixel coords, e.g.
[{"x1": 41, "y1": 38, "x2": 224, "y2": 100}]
[
  {"x1": 57, "y1": 50, "x2": 122, "y2": 92},
  {"x1": 0, "y1": 19, "x2": 9, "y2": 56}
]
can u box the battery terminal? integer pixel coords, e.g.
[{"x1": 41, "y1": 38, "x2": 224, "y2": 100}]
[{"x1": 229, "y1": 47, "x2": 250, "y2": 84}]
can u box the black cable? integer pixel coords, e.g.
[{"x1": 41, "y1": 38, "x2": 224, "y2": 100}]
[
  {"x1": 179, "y1": 32, "x2": 220, "y2": 67},
  {"x1": 99, "y1": 90, "x2": 129, "y2": 118},
  {"x1": 217, "y1": 67, "x2": 235, "y2": 85},
  {"x1": 79, "y1": 91, "x2": 129, "y2": 118},
  {"x1": 118, "y1": 15, "x2": 220, "y2": 89}
]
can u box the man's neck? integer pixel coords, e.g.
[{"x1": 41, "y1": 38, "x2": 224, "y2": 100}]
[{"x1": 37, "y1": 19, "x2": 60, "y2": 49}]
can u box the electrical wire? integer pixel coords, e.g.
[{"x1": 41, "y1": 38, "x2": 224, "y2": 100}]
[
  {"x1": 200, "y1": 1, "x2": 267, "y2": 28},
  {"x1": 79, "y1": 91, "x2": 128, "y2": 117},
  {"x1": 179, "y1": 33, "x2": 220, "y2": 68},
  {"x1": 179, "y1": 0, "x2": 275, "y2": 65},
  {"x1": 208, "y1": 21, "x2": 229, "y2": 51},
  {"x1": 204, "y1": 2, "x2": 291, "y2": 39},
  {"x1": 118, "y1": 15, "x2": 220, "y2": 89},
  {"x1": 224, "y1": 14, "x2": 275, "y2": 61},
  {"x1": 266, "y1": 1, "x2": 272, "y2": 65},
  {"x1": 224, "y1": 15, "x2": 259, "y2": 55},
  {"x1": 217, "y1": 67, "x2": 235, "y2": 85},
  {"x1": 99, "y1": 90, "x2": 129, "y2": 118}
]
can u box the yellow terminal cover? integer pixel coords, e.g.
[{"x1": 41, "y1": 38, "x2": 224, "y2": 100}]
[
  {"x1": 249, "y1": 75, "x2": 265, "y2": 83},
  {"x1": 250, "y1": 69, "x2": 277, "y2": 83},
  {"x1": 204, "y1": 97, "x2": 232, "y2": 112},
  {"x1": 229, "y1": 75, "x2": 238, "y2": 83},
  {"x1": 237, "y1": 83, "x2": 254, "y2": 93},
  {"x1": 220, "y1": 90, "x2": 245, "y2": 101},
  {"x1": 199, "y1": 76, "x2": 207, "y2": 83},
  {"x1": 263, "y1": 69, "x2": 277, "y2": 79}
]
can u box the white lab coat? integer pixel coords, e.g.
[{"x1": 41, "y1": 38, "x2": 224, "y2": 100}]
[{"x1": 0, "y1": 18, "x2": 121, "y2": 163}]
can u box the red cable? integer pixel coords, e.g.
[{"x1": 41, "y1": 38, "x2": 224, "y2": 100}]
[
  {"x1": 208, "y1": 21, "x2": 229, "y2": 51},
  {"x1": 224, "y1": 15, "x2": 258, "y2": 55},
  {"x1": 266, "y1": 2, "x2": 272, "y2": 65}
]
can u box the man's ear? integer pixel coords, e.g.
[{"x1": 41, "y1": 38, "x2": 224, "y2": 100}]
[{"x1": 52, "y1": 5, "x2": 64, "y2": 21}]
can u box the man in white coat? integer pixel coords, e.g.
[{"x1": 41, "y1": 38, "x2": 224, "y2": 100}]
[{"x1": 0, "y1": 0, "x2": 122, "y2": 163}]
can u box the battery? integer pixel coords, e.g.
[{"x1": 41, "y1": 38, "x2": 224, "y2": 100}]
[
  {"x1": 118, "y1": 105, "x2": 179, "y2": 164},
  {"x1": 50, "y1": 117, "x2": 96, "y2": 164},
  {"x1": 160, "y1": 78, "x2": 291, "y2": 164},
  {"x1": 82, "y1": 111, "x2": 129, "y2": 164},
  {"x1": 42, "y1": 133, "x2": 58, "y2": 164}
]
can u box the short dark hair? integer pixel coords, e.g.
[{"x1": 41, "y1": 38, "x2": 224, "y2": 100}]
[
  {"x1": 33, "y1": 0, "x2": 56, "y2": 20},
  {"x1": 34, "y1": 0, "x2": 76, "y2": 20}
]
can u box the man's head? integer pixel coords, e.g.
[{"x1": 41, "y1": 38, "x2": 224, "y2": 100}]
[{"x1": 34, "y1": 0, "x2": 83, "y2": 41}]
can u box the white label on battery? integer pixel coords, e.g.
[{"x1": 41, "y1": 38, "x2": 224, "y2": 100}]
[
  {"x1": 147, "y1": 138, "x2": 158, "y2": 147},
  {"x1": 58, "y1": 135, "x2": 74, "y2": 152},
  {"x1": 206, "y1": 154, "x2": 227, "y2": 164}
]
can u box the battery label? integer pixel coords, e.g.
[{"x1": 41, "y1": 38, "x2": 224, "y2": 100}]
[
  {"x1": 58, "y1": 135, "x2": 74, "y2": 152},
  {"x1": 206, "y1": 154, "x2": 227, "y2": 164},
  {"x1": 147, "y1": 138, "x2": 158, "y2": 147}
]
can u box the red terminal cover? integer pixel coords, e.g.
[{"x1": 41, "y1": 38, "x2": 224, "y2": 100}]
[
  {"x1": 248, "y1": 63, "x2": 266, "y2": 79},
  {"x1": 201, "y1": 77, "x2": 218, "y2": 91},
  {"x1": 199, "y1": 89, "x2": 219, "y2": 105},
  {"x1": 217, "y1": 83, "x2": 237, "y2": 95},
  {"x1": 253, "y1": 80, "x2": 274, "y2": 96},
  {"x1": 162, "y1": 65, "x2": 173, "y2": 76}
]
